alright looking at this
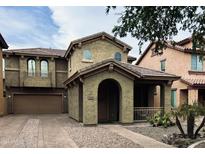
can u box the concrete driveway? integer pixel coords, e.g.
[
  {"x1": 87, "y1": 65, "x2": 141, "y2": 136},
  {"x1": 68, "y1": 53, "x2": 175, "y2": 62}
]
[{"x1": 0, "y1": 114, "x2": 170, "y2": 148}]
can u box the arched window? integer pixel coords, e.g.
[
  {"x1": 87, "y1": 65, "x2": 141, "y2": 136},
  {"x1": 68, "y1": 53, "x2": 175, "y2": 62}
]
[
  {"x1": 40, "y1": 60, "x2": 48, "y2": 77},
  {"x1": 114, "y1": 52, "x2": 122, "y2": 61},
  {"x1": 28, "y1": 59, "x2": 36, "y2": 77},
  {"x1": 83, "y1": 50, "x2": 92, "y2": 60}
]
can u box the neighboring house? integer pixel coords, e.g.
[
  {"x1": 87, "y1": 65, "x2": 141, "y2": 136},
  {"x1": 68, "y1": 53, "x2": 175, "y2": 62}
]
[
  {"x1": 64, "y1": 32, "x2": 179, "y2": 125},
  {"x1": 136, "y1": 37, "x2": 205, "y2": 108},
  {"x1": 3, "y1": 48, "x2": 68, "y2": 114},
  {"x1": 0, "y1": 33, "x2": 8, "y2": 116}
]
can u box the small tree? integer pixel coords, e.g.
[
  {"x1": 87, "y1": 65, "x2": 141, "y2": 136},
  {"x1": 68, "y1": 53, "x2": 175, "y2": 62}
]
[{"x1": 172, "y1": 102, "x2": 205, "y2": 139}]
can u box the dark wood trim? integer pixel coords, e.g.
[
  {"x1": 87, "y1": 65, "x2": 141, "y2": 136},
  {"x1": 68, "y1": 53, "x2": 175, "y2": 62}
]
[
  {"x1": 160, "y1": 58, "x2": 166, "y2": 62},
  {"x1": 5, "y1": 68, "x2": 20, "y2": 71},
  {"x1": 142, "y1": 76, "x2": 179, "y2": 81},
  {"x1": 134, "y1": 79, "x2": 165, "y2": 85},
  {"x1": 188, "y1": 70, "x2": 205, "y2": 75}
]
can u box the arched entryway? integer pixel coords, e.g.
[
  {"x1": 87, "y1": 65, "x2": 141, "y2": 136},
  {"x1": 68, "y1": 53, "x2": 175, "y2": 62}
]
[{"x1": 98, "y1": 79, "x2": 120, "y2": 123}]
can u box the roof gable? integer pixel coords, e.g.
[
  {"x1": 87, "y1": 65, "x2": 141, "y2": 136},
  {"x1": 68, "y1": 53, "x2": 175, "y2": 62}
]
[
  {"x1": 0, "y1": 33, "x2": 8, "y2": 49},
  {"x1": 64, "y1": 59, "x2": 179, "y2": 85},
  {"x1": 136, "y1": 39, "x2": 205, "y2": 65},
  {"x1": 64, "y1": 32, "x2": 132, "y2": 58}
]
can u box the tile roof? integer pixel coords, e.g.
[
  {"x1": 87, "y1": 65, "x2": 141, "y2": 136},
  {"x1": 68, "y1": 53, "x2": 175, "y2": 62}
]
[
  {"x1": 181, "y1": 78, "x2": 205, "y2": 86},
  {"x1": 136, "y1": 41, "x2": 205, "y2": 65},
  {"x1": 119, "y1": 62, "x2": 178, "y2": 78},
  {"x1": 176, "y1": 37, "x2": 192, "y2": 45},
  {"x1": 65, "y1": 32, "x2": 132, "y2": 57},
  {"x1": 64, "y1": 59, "x2": 179, "y2": 85},
  {"x1": 3, "y1": 48, "x2": 66, "y2": 57}
]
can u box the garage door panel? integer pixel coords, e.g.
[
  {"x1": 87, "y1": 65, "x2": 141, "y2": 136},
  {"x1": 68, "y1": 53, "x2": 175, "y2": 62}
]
[{"x1": 13, "y1": 94, "x2": 62, "y2": 114}]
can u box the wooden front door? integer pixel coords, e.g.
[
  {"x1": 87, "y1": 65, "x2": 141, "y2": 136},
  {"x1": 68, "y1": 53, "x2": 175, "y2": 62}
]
[{"x1": 98, "y1": 79, "x2": 119, "y2": 123}]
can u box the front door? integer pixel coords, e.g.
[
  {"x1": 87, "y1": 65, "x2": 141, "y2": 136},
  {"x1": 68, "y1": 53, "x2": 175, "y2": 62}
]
[{"x1": 98, "y1": 79, "x2": 119, "y2": 123}]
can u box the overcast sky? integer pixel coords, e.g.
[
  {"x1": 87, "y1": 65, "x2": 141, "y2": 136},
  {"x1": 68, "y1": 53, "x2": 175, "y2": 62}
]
[{"x1": 0, "y1": 6, "x2": 191, "y2": 58}]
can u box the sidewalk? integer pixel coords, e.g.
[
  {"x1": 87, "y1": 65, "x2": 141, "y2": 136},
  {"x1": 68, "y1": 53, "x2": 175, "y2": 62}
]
[{"x1": 103, "y1": 125, "x2": 172, "y2": 148}]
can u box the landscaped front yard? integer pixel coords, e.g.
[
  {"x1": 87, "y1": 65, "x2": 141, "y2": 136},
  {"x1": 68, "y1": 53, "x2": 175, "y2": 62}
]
[{"x1": 125, "y1": 123, "x2": 205, "y2": 148}]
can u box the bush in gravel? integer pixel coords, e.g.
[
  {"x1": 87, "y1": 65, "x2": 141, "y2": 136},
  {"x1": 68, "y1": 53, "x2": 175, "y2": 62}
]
[{"x1": 147, "y1": 112, "x2": 175, "y2": 128}]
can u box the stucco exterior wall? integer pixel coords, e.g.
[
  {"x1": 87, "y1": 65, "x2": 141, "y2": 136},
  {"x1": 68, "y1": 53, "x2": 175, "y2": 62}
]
[
  {"x1": 0, "y1": 47, "x2": 4, "y2": 115},
  {"x1": 82, "y1": 71, "x2": 134, "y2": 125},
  {"x1": 137, "y1": 43, "x2": 205, "y2": 107},
  {"x1": 163, "y1": 84, "x2": 172, "y2": 112},
  {"x1": 68, "y1": 84, "x2": 80, "y2": 121},
  {"x1": 56, "y1": 59, "x2": 68, "y2": 88},
  {"x1": 4, "y1": 55, "x2": 67, "y2": 88},
  {"x1": 137, "y1": 44, "x2": 199, "y2": 76},
  {"x1": 5, "y1": 56, "x2": 20, "y2": 86},
  {"x1": 68, "y1": 39, "x2": 128, "y2": 77}
]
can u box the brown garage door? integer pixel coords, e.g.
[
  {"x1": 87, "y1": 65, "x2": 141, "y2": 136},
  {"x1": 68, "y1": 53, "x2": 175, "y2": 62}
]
[{"x1": 13, "y1": 94, "x2": 62, "y2": 114}]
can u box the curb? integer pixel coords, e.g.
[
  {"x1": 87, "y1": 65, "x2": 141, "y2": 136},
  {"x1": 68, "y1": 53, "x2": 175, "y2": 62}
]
[{"x1": 188, "y1": 140, "x2": 205, "y2": 148}]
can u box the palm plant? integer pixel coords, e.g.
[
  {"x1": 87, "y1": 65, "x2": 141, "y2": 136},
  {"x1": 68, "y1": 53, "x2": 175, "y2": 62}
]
[{"x1": 172, "y1": 102, "x2": 205, "y2": 139}]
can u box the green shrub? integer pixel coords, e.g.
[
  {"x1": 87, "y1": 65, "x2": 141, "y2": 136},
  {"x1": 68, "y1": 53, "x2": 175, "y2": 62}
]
[{"x1": 147, "y1": 112, "x2": 175, "y2": 128}]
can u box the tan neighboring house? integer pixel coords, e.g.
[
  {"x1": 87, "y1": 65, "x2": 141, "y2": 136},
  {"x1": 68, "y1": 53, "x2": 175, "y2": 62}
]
[
  {"x1": 3, "y1": 48, "x2": 68, "y2": 114},
  {"x1": 64, "y1": 32, "x2": 179, "y2": 125},
  {"x1": 0, "y1": 33, "x2": 8, "y2": 116},
  {"x1": 136, "y1": 37, "x2": 205, "y2": 108}
]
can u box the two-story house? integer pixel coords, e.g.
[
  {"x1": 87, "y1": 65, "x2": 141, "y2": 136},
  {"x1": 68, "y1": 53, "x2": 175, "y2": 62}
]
[
  {"x1": 136, "y1": 37, "x2": 205, "y2": 108},
  {"x1": 0, "y1": 33, "x2": 8, "y2": 116},
  {"x1": 2, "y1": 32, "x2": 180, "y2": 125},
  {"x1": 63, "y1": 32, "x2": 179, "y2": 125},
  {"x1": 3, "y1": 48, "x2": 68, "y2": 114}
]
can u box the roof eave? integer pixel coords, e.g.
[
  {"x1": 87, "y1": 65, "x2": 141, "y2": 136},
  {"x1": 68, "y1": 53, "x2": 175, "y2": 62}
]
[
  {"x1": 64, "y1": 32, "x2": 132, "y2": 58},
  {"x1": 142, "y1": 75, "x2": 180, "y2": 81},
  {"x1": 0, "y1": 34, "x2": 8, "y2": 49}
]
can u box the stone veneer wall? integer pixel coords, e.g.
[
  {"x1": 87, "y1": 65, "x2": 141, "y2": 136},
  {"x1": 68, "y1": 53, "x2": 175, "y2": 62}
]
[
  {"x1": 0, "y1": 47, "x2": 4, "y2": 115},
  {"x1": 68, "y1": 39, "x2": 128, "y2": 77},
  {"x1": 82, "y1": 71, "x2": 134, "y2": 125},
  {"x1": 68, "y1": 84, "x2": 80, "y2": 121}
]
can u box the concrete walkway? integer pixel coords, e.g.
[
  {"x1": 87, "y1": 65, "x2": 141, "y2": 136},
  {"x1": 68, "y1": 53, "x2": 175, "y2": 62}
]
[
  {"x1": 103, "y1": 125, "x2": 172, "y2": 148},
  {"x1": 0, "y1": 114, "x2": 172, "y2": 148}
]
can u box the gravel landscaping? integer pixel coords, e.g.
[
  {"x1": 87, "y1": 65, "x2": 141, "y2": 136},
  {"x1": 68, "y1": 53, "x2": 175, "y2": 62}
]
[
  {"x1": 58, "y1": 117, "x2": 142, "y2": 148},
  {"x1": 125, "y1": 123, "x2": 205, "y2": 148},
  {"x1": 125, "y1": 124, "x2": 183, "y2": 142}
]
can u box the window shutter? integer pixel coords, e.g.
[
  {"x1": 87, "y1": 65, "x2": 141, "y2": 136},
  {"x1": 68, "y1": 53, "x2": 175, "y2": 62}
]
[
  {"x1": 171, "y1": 90, "x2": 176, "y2": 108},
  {"x1": 191, "y1": 54, "x2": 197, "y2": 70},
  {"x1": 197, "y1": 56, "x2": 203, "y2": 71}
]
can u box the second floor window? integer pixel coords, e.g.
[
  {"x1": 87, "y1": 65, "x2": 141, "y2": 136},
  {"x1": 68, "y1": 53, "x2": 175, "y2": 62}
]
[
  {"x1": 114, "y1": 52, "x2": 122, "y2": 61},
  {"x1": 41, "y1": 60, "x2": 48, "y2": 77},
  {"x1": 191, "y1": 54, "x2": 203, "y2": 71},
  {"x1": 83, "y1": 50, "x2": 92, "y2": 60},
  {"x1": 28, "y1": 59, "x2": 35, "y2": 77},
  {"x1": 160, "y1": 59, "x2": 166, "y2": 72}
]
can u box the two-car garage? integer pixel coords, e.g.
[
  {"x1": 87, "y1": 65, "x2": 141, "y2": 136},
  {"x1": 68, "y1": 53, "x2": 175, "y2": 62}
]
[{"x1": 13, "y1": 94, "x2": 63, "y2": 114}]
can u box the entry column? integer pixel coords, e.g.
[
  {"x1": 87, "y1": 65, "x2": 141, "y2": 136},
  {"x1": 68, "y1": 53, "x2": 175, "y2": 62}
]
[
  {"x1": 188, "y1": 88, "x2": 198, "y2": 105},
  {"x1": 120, "y1": 80, "x2": 134, "y2": 124},
  {"x1": 160, "y1": 83, "x2": 171, "y2": 112}
]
